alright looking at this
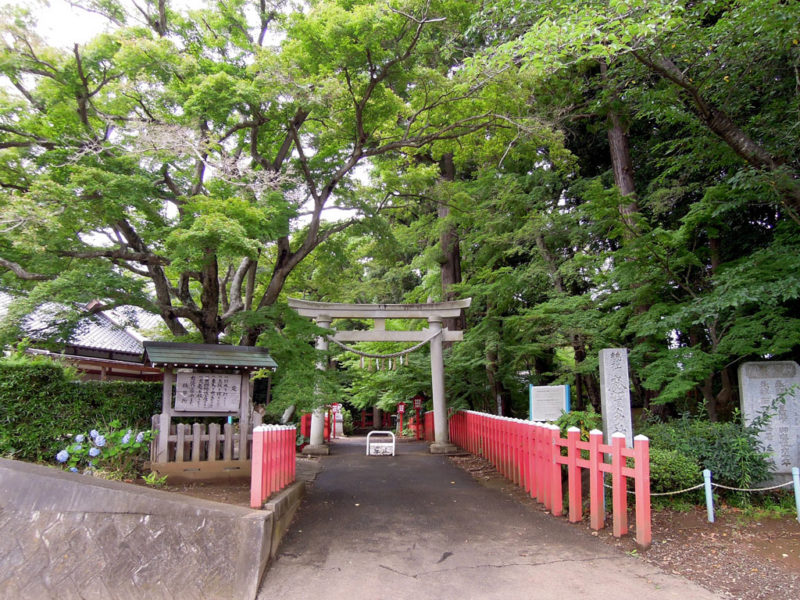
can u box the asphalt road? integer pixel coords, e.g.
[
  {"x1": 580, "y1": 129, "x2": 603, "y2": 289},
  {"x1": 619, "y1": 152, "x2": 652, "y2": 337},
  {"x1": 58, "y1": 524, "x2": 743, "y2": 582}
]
[{"x1": 258, "y1": 436, "x2": 723, "y2": 600}]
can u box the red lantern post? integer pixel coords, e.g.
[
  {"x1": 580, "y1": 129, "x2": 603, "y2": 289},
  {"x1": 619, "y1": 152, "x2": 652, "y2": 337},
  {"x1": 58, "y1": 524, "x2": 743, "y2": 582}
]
[{"x1": 397, "y1": 402, "x2": 406, "y2": 435}]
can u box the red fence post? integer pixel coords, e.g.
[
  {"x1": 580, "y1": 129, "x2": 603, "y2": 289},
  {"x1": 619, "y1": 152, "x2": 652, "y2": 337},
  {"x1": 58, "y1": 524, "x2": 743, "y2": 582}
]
[
  {"x1": 518, "y1": 420, "x2": 526, "y2": 491},
  {"x1": 515, "y1": 420, "x2": 521, "y2": 484},
  {"x1": 250, "y1": 426, "x2": 266, "y2": 508},
  {"x1": 611, "y1": 433, "x2": 628, "y2": 538},
  {"x1": 268, "y1": 426, "x2": 276, "y2": 498},
  {"x1": 634, "y1": 435, "x2": 652, "y2": 549},
  {"x1": 267, "y1": 426, "x2": 275, "y2": 497},
  {"x1": 489, "y1": 417, "x2": 495, "y2": 467},
  {"x1": 566, "y1": 427, "x2": 582, "y2": 523},
  {"x1": 291, "y1": 425, "x2": 297, "y2": 482},
  {"x1": 537, "y1": 424, "x2": 548, "y2": 506},
  {"x1": 285, "y1": 426, "x2": 291, "y2": 489},
  {"x1": 525, "y1": 422, "x2": 536, "y2": 498},
  {"x1": 589, "y1": 429, "x2": 605, "y2": 530},
  {"x1": 287, "y1": 426, "x2": 293, "y2": 488},
  {"x1": 500, "y1": 418, "x2": 508, "y2": 478},
  {"x1": 549, "y1": 425, "x2": 563, "y2": 517}
]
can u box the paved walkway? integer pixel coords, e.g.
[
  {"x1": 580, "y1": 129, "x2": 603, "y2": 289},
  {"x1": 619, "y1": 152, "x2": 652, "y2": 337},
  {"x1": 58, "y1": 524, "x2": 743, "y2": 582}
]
[{"x1": 258, "y1": 437, "x2": 723, "y2": 600}]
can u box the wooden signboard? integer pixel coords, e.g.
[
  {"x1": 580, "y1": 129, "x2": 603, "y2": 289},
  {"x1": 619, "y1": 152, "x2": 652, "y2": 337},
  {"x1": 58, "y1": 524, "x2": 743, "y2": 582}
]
[{"x1": 175, "y1": 372, "x2": 242, "y2": 413}]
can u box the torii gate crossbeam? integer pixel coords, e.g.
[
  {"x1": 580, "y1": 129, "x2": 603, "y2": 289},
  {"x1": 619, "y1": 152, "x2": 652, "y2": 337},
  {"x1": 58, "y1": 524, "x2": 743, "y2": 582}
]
[{"x1": 288, "y1": 298, "x2": 470, "y2": 454}]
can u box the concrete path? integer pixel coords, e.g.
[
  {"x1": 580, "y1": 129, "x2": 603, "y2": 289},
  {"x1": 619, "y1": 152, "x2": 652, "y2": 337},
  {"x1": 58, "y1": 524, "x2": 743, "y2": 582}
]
[{"x1": 258, "y1": 437, "x2": 723, "y2": 600}]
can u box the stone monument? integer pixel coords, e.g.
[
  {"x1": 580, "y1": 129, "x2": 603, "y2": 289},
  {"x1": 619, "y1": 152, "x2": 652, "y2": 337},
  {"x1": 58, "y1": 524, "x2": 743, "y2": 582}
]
[
  {"x1": 599, "y1": 348, "x2": 634, "y2": 447},
  {"x1": 738, "y1": 361, "x2": 800, "y2": 474}
]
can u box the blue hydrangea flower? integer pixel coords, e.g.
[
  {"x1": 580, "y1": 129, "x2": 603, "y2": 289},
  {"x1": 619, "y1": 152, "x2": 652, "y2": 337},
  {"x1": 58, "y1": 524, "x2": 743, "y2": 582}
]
[
  {"x1": 121, "y1": 433, "x2": 131, "y2": 445},
  {"x1": 74, "y1": 434, "x2": 85, "y2": 443},
  {"x1": 95, "y1": 435, "x2": 106, "y2": 447},
  {"x1": 72, "y1": 444, "x2": 83, "y2": 452},
  {"x1": 56, "y1": 450, "x2": 69, "y2": 463},
  {"x1": 135, "y1": 432, "x2": 145, "y2": 444},
  {"x1": 89, "y1": 447, "x2": 101, "y2": 457},
  {"x1": 90, "y1": 429, "x2": 99, "y2": 440},
  {"x1": 69, "y1": 467, "x2": 78, "y2": 473}
]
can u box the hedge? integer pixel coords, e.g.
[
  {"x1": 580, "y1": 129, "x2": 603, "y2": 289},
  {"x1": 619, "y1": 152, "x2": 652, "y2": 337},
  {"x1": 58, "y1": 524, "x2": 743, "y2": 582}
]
[{"x1": 0, "y1": 360, "x2": 161, "y2": 461}]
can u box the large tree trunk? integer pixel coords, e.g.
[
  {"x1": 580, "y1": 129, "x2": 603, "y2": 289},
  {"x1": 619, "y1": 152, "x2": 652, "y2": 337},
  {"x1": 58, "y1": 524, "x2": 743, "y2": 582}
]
[
  {"x1": 199, "y1": 252, "x2": 221, "y2": 344},
  {"x1": 700, "y1": 374, "x2": 719, "y2": 422},
  {"x1": 438, "y1": 153, "x2": 464, "y2": 336},
  {"x1": 583, "y1": 373, "x2": 601, "y2": 412},
  {"x1": 486, "y1": 343, "x2": 506, "y2": 416},
  {"x1": 601, "y1": 60, "x2": 666, "y2": 417},
  {"x1": 535, "y1": 231, "x2": 594, "y2": 411}
]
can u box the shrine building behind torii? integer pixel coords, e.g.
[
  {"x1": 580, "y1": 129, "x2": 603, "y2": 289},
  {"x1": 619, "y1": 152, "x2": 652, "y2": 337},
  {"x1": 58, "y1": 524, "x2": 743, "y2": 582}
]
[{"x1": 287, "y1": 297, "x2": 471, "y2": 454}]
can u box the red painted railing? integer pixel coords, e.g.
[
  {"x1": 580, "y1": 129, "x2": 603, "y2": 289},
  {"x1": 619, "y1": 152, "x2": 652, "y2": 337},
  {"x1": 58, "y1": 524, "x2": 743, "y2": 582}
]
[
  {"x1": 250, "y1": 425, "x2": 297, "y2": 508},
  {"x1": 448, "y1": 410, "x2": 651, "y2": 549},
  {"x1": 424, "y1": 410, "x2": 435, "y2": 442}
]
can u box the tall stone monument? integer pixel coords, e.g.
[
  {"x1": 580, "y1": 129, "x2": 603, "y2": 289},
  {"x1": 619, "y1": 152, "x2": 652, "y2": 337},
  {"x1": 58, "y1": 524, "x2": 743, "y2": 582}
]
[
  {"x1": 599, "y1": 348, "x2": 634, "y2": 447},
  {"x1": 738, "y1": 361, "x2": 800, "y2": 474}
]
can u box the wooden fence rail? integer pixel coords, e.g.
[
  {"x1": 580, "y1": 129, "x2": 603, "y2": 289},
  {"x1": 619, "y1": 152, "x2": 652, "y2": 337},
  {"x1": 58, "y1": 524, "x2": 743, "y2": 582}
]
[{"x1": 444, "y1": 410, "x2": 652, "y2": 549}]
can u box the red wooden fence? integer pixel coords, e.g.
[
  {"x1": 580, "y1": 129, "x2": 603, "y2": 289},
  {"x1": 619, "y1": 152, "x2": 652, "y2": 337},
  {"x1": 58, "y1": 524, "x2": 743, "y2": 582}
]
[
  {"x1": 424, "y1": 410, "x2": 435, "y2": 442},
  {"x1": 250, "y1": 425, "x2": 297, "y2": 509},
  {"x1": 447, "y1": 410, "x2": 651, "y2": 549}
]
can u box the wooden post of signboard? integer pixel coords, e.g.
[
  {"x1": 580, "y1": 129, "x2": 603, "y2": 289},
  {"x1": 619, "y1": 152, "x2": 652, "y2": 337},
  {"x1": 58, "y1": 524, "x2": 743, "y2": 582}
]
[
  {"x1": 157, "y1": 368, "x2": 174, "y2": 463},
  {"x1": 239, "y1": 372, "x2": 250, "y2": 461}
]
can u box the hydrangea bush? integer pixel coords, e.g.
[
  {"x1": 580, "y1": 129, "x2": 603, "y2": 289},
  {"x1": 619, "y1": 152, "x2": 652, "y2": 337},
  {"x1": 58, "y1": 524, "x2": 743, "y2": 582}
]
[{"x1": 54, "y1": 420, "x2": 153, "y2": 478}]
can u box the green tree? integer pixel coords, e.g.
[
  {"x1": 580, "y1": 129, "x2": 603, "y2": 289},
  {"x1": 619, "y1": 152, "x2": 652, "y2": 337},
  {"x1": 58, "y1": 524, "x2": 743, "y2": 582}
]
[{"x1": 0, "y1": 0, "x2": 495, "y2": 347}]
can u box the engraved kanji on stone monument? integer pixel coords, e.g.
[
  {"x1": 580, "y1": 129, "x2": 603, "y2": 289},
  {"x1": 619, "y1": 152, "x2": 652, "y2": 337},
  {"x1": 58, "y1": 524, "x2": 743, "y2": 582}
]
[
  {"x1": 738, "y1": 361, "x2": 800, "y2": 474},
  {"x1": 599, "y1": 348, "x2": 634, "y2": 447}
]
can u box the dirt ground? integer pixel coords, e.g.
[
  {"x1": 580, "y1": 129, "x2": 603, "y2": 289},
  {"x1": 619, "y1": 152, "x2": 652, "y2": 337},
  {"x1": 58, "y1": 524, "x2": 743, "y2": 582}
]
[
  {"x1": 147, "y1": 452, "x2": 800, "y2": 600},
  {"x1": 143, "y1": 478, "x2": 254, "y2": 507},
  {"x1": 449, "y1": 454, "x2": 800, "y2": 600}
]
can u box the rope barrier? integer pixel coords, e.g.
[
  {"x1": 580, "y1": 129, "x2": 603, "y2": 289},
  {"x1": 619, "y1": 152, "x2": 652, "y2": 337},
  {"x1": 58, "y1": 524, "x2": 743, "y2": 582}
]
[
  {"x1": 327, "y1": 329, "x2": 440, "y2": 359},
  {"x1": 711, "y1": 480, "x2": 794, "y2": 492},
  {"x1": 603, "y1": 478, "x2": 793, "y2": 496},
  {"x1": 650, "y1": 482, "x2": 707, "y2": 496}
]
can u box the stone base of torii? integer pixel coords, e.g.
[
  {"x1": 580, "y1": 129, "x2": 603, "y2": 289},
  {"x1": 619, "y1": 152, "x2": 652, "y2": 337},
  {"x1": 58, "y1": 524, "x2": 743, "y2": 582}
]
[{"x1": 288, "y1": 298, "x2": 471, "y2": 454}]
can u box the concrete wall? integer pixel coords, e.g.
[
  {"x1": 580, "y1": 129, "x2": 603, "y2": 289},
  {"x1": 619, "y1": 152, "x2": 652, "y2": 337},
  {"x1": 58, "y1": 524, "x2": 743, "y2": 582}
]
[{"x1": 0, "y1": 458, "x2": 300, "y2": 599}]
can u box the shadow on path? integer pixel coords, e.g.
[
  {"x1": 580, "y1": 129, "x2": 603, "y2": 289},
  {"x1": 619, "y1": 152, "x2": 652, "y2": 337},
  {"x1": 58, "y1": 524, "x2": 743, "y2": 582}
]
[{"x1": 258, "y1": 436, "x2": 722, "y2": 600}]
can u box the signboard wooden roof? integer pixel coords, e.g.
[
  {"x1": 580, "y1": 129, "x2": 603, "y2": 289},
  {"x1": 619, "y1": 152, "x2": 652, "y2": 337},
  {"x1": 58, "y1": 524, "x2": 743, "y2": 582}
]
[{"x1": 142, "y1": 342, "x2": 277, "y2": 370}]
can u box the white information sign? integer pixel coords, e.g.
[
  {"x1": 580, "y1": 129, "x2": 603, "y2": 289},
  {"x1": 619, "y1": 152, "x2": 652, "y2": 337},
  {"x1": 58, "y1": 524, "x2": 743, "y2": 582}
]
[
  {"x1": 529, "y1": 385, "x2": 570, "y2": 422},
  {"x1": 175, "y1": 372, "x2": 242, "y2": 413}
]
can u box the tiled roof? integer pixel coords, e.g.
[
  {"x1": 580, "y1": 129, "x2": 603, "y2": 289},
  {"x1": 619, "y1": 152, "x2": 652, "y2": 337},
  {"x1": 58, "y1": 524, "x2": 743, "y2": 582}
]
[
  {"x1": 70, "y1": 312, "x2": 144, "y2": 355},
  {"x1": 0, "y1": 291, "x2": 155, "y2": 356}
]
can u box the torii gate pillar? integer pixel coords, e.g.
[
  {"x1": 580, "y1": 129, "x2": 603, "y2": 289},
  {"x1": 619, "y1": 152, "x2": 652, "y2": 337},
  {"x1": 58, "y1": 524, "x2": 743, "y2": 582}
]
[
  {"x1": 305, "y1": 316, "x2": 331, "y2": 455},
  {"x1": 428, "y1": 316, "x2": 456, "y2": 453}
]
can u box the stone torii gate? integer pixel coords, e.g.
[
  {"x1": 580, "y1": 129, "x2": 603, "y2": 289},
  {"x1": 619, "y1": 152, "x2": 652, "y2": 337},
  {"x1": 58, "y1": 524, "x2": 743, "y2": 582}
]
[{"x1": 288, "y1": 298, "x2": 470, "y2": 454}]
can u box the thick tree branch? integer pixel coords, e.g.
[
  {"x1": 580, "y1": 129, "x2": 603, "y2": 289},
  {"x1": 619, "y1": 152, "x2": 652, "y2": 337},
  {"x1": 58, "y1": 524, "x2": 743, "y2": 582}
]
[
  {"x1": 272, "y1": 108, "x2": 309, "y2": 171},
  {"x1": 221, "y1": 257, "x2": 253, "y2": 320},
  {"x1": 0, "y1": 257, "x2": 52, "y2": 280},
  {"x1": 58, "y1": 249, "x2": 171, "y2": 265},
  {"x1": 115, "y1": 218, "x2": 188, "y2": 337},
  {"x1": 633, "y1": 51, "x2": 800, "y2": 212}
]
